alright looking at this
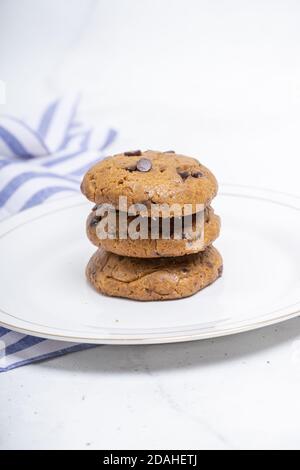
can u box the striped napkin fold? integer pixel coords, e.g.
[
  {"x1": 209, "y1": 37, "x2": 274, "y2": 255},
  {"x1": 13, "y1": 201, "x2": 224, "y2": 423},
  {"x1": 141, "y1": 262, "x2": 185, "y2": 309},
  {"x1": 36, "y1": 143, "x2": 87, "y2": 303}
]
[{"x1": 0, "y1": 95, "x2": 117, "y2": 372}]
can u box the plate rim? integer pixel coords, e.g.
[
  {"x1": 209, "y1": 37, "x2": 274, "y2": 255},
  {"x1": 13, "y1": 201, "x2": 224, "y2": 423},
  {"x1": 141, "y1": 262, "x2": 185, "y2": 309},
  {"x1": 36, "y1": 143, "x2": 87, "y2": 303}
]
[{"x1": 0, "y1": 183, "x2": 299, "y2": 345}]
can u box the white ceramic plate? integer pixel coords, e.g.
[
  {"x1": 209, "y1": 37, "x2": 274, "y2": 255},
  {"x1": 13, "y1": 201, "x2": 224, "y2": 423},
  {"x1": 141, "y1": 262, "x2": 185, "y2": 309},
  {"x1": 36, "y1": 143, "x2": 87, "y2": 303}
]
[{"x1": 0, "y1": 184, "x2": 299, "y2": 344}]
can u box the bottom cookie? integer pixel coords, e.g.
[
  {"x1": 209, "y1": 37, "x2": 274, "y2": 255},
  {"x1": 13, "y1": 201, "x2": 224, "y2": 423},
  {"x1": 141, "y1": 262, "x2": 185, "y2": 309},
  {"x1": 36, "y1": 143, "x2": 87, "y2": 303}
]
[{"x1": 86, "y1": 246, "x2": 223, "y2": 301}]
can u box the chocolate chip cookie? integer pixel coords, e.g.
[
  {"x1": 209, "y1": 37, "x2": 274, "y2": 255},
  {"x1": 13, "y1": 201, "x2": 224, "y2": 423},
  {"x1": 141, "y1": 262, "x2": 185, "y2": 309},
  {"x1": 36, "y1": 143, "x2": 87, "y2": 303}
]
[
  {"x1": 86, "y1": 206, "x2": 221, "y2": 258},
  {"x1": 86, "y1": 245, "x2": 223, "y2": 301},
  {"x1": 81, "y1": 150, "x2": 218, "y2": 216}
]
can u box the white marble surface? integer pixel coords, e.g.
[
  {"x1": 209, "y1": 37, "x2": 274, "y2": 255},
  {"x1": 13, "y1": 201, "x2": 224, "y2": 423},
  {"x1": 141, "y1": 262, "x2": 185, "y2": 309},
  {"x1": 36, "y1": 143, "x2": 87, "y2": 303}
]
[{"x1": 1, "y1": 0, "x2": 300, "y2": 449}]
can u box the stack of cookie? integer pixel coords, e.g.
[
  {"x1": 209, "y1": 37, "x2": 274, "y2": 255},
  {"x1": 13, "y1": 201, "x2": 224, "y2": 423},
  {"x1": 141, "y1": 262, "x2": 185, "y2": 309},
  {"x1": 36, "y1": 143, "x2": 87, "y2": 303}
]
[{"x1": 81, "y1": 150, "x2": 222, "y2": 301}]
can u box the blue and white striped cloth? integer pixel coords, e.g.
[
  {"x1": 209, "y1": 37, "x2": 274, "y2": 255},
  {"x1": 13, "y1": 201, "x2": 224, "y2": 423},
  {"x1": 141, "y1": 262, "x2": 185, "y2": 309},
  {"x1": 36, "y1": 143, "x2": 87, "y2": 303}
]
[{"x1": 0, "y1": 95, "x2": 117, "y2": 372}]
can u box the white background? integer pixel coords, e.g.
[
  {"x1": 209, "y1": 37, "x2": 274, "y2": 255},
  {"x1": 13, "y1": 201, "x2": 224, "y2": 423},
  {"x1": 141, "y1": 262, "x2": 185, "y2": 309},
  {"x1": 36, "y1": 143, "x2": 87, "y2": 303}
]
[{"x1": 0, "y1": 0, "x2": 300, "y2": 449}]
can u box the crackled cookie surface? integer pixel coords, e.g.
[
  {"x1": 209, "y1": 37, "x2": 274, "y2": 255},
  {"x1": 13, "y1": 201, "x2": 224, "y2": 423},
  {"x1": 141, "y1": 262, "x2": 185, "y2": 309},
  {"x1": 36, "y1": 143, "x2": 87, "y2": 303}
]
[
  {"x1": 86, "y1": 206, "x2": 221, "y2": 258},
  {"x1": 86, "y1": 246, "x2": 223, "y2": 301},
  {"x1": 81, "y1": 150, "x2": 218, "y2": 215}
]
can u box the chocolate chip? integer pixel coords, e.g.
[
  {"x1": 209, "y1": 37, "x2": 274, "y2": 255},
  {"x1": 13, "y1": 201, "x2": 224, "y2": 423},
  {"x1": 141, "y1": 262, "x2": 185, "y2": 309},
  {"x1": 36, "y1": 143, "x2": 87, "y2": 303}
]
[
  {"x1": 191, "y1": 170, "x2": 204, "y2": 178},
  {"x1": 89, "y1": 216, "x2": 101, "y2": 227},
  {"x1": 92, "y1": 204, "x2": 98, "y2": 211},
  {"x1": 218, "y1": 265, "x2": 223, "y2": 277},
  {"x1": 177, "y1": 170, "x2": 190, "y2": 180},
  {"x1": 124, "y1": 150, "x2": 142, "y2": 156},
  {"x1": 136, "y1": 158, "x2": 152, "y2": 172},
  {"x1": 163, "y1": 150, "x2": 175, "y2": 153},
  {"x1": 182, "y1": 267, "x2": 189, "y2": 273},
  {"x1": 126, "y1": 163, "x2": 137, "y2": 172}
]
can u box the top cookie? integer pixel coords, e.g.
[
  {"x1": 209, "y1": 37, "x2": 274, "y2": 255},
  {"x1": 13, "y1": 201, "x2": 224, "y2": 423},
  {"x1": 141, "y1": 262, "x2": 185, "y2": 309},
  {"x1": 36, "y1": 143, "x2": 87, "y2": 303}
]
[{"x1": 81, "y1": 150, "x2": 218, "y2": 215}]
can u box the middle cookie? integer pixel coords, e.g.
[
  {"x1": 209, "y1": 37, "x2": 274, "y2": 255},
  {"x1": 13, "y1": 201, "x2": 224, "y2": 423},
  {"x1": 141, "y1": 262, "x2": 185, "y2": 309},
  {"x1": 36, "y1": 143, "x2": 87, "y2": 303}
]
[{"x1": 86, "y1": 206, "x2": 221, "y2": 258}]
